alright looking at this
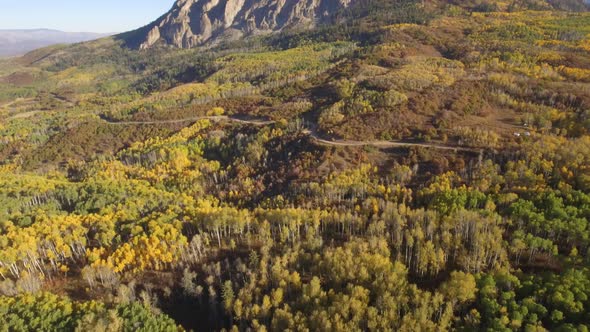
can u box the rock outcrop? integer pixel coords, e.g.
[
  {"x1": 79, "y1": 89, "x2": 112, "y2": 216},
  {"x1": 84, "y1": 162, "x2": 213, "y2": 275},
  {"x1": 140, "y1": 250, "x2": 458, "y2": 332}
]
[{"x1": 136, "y1": 0, "x2": 354, "y2": 49}]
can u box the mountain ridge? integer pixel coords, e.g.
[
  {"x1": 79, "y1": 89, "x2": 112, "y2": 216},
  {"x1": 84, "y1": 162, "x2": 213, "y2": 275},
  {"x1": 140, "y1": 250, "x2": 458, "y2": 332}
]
[
  {"x1": 122, "y1": 0, "x2": 590, "y2": 50},
  {"x1": 124, "y1": 0, "x2": 354, "y2": 50}
]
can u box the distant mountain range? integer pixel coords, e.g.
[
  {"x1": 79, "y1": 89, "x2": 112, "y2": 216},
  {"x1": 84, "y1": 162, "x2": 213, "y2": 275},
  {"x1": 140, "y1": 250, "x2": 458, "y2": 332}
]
[{"x1": 0, "y1": 29, "x2": 111, "y2": 57}]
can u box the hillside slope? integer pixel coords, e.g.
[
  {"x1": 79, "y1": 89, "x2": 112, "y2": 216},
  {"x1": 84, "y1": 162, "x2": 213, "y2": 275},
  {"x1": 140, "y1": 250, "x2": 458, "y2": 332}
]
[{"x1": 1, "y1": 1, "x2": 590, "y2": 331}]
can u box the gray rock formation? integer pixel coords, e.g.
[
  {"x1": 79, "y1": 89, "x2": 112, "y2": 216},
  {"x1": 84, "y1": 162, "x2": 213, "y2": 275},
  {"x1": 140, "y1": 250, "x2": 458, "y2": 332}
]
[{"x1": 138, "y1": 0, "x2": 354, "y2": 49}]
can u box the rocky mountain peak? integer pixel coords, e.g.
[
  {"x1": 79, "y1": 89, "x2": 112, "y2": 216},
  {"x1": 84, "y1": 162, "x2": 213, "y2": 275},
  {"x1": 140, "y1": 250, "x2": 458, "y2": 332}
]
[{"x1": 136, "y1": 0, "x2": 354, "y2": 49}]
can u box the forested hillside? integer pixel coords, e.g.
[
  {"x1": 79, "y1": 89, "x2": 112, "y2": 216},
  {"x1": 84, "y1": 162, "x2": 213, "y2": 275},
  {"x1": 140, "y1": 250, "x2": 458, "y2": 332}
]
[{"x1": 0, "y1": 0, "x2": 590, "y2": 331}]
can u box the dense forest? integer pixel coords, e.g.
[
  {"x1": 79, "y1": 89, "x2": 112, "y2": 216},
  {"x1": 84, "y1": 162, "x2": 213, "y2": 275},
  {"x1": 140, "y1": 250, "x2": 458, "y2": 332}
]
[{"x1": 1, "y1": 0, "x2": 590, "y2": 331}]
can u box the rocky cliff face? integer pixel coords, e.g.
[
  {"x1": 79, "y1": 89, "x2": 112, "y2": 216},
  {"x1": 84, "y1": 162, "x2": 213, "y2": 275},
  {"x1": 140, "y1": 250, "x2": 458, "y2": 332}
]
[{"x1": 137, "y1": 0, "x2": 354, "y2": 49}]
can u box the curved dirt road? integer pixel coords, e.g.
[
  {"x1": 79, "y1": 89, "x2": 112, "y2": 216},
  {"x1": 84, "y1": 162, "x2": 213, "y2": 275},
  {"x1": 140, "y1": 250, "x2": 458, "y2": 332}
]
[
  {"x1": 104, "y1": 115, "x2": 480, "y2": 152},
  {"x1": 104, "y1": 115, "x2": 275, "y2": 126}
]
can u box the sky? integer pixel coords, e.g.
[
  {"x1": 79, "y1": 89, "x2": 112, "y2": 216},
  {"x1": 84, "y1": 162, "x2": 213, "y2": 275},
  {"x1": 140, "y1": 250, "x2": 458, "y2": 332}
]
[{"x1": 0, "y1": 0, "x2": 173, "y2": 33}]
